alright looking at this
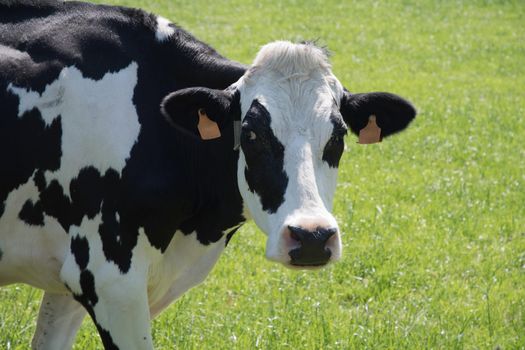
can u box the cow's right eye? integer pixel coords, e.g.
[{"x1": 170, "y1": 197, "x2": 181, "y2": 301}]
[{"x1": 241, "y1": 127, "x2": 258, "y2": 144}]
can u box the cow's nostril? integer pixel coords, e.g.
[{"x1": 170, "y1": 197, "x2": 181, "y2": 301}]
[
  {"x1": 314, "y1": 227, "x2": 337, "y2": 243},
  {"x1": 288, "y1": 225, "x2": 306, "y2": 242},
  {"x1": 287, "y1": 225, "x2": 337, "y2": 266}
]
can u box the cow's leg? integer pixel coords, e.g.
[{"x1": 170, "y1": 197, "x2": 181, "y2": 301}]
[
  {"x1": 85, "y1": 274, "x2": 153, "y2": 350},
  {"x1": 31, "y1": 292, "x2": 86, "y2": 350},
  {"x1": 60, "y1": 225, "x2": 159, "y2": 350},
  {"x1": 62, "y1": 264, "x2": 154, "y2": 350}
]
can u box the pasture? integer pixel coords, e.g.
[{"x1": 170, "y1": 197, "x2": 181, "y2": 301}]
[{"x1": 1, "y1": 0, "x2": 524, "y2": 348}]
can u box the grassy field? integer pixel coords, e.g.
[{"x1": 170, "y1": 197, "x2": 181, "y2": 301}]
[{"x1": 1, "y1": 0, "x2": 524, "y2": 349}]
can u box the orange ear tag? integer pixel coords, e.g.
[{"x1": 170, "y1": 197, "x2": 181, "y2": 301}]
[
  {"x1": 197, "y1": 109, "x2": 221, "y2": 140},
  {"x1": 358, "y1": 115, "x2": 382, "y2": 144}
]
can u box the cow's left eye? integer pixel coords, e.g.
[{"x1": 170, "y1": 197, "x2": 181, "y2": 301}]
[
  {"x1": 327, "y1": 135, "x2": 344, "y2": 149},
  {"x1": 322, "y1": 134, "x2": 345, "y2": 167}
]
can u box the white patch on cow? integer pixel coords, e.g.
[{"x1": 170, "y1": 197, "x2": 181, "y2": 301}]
[
  {"x1": 0, "y1": 175, "x2": 68, "y2": 291},
  {"x1": 7, "y1": 62, "x2": 141, "y2": 197},
  {"x1": 148, "y1": 231, "x2": 226, "y2": 317},
  {"x1": 235, "y1": 41, "x2": 344, "y2": 265},
  {"x1": 155, "y1": 16, "x2": 175, "y2": 42}
]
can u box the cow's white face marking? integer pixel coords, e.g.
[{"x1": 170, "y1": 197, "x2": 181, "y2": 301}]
[
  {"x1": 155, "y1": 16, "x2": 175, "y2": 42},
  {"x1": 234, "y1": 42, "x2": 345, "y2": 267},
  {"x1": 7, "y1": 63, "x2": 141, "y2": 198}
]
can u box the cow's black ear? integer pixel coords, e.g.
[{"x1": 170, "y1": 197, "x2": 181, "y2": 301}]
[
  {"x1": 161, "y1": 87, "x2": 238, "y2": 139},
  {"x1": 340, "y1": 91, "x2": 416, "y2": 138}
]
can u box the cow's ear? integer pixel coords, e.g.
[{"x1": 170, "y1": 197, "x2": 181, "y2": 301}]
[
  {"x1": 340, "y1": 91, "x2": 416, "y2": 139},
  {"x1": 161, "y1": 87, "x2": 239, "y2": 140}
]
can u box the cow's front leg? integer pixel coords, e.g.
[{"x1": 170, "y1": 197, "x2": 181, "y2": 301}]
[
  {"x1": 31, "y1": 292, "x2": 86, "y2": 350},
  {"x1": 87, "y1": 274, "x2": 153, "y2": 350},
  {"x1": 60, "y1": 228, "x2": 158, "y2": 350},
  {"x1": 62, "y1": 262, "x2": 153, "y2": 350}
]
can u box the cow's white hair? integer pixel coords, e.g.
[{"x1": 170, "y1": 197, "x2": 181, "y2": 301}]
[
  {"x1": 155, "y1": 16, "x2": 175, "y2": 42},
  {"x1": 249, "y1": 41, "x2": 331, "y2": 76}
]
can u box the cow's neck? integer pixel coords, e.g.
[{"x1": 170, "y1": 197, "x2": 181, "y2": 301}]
[
  {"x1": 165, "y1": 33, "x2": 247, "y2": 90},
  {"x1": 171, "y1": 140, "x2": 245, "y2": 246}
]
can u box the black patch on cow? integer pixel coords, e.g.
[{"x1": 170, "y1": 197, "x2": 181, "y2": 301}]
[
  {"x1": 24, "y1": 166, "x2": 107, "y2": 233},
  {"x1": 242, "y1": 99, "x2": 288, "y2": 213},
  {"x1": 96, "y1": 326, "x2": 120, "y2": 350},
  {"x1": 33, "y1": 170, "x2": 47, "y2": 192},
  {"x1": 77, "y1": 270, "x2": 98, "y2": 308},
  {"x1": 18, "y1": 199, "x2": 45, "y2": 226},
  {"x1": 97, "y1": 168, "x2": 142, "y2": 273},
  {"x1": 0, "y1": 101, "x2": 62, "y2": 221},
  {"x1": 322, "y1": 112, "x2": 347, "y2": 168},
  {"x1": 69, "y1": 167, "x2": 105, "y2": 219},
  {"x1": 38, "y1": 179, "x2": 75, "y2": 231},
  {"x1": 71, "y1": 236, "x2": 90, "y2": 270}
]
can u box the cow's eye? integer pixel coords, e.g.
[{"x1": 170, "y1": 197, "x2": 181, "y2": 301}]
[
  {"x1": 241, "y1": 126, "x2": 258, "y2": 145},
  {"x1": 322, "y1": 133, "x2": 345, "y2": 167},
  {"x1": 327, "y1": 135, "x2": 344, "y2": 148}
]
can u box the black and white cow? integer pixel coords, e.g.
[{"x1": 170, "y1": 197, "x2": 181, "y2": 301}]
[{"x1": 0, "y1": 1, "x2": 416, "y2": 349}]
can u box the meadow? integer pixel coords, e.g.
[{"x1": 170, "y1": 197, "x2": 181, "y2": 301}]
[{"x1": 1, "y1": 0, "x2": 524, "y2": 348}]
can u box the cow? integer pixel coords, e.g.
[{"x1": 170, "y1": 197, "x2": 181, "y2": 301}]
[{"x1": 0, "y1": 1, "x2": 416, "y2": 349}]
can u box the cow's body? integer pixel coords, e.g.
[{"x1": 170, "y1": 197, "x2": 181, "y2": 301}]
[
  {"x1": 0, "y1": 1, "x2": 416, "y2": 349},
  {"x1": 1, "y1": 2, "x2": 246, "y2": 348}
]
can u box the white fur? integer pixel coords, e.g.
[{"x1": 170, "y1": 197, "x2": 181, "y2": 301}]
[
  {"x1": 236, "y1": 41, "x2": 344, "y2": 265},
  {"x1": 148, "y1": 231, "x2": 227, "y2": 317},
  {"x1": 155, "y1": 16, "x2": 175, "y2": 42},
  {"x1": 31, "y1": 293, "x2": 86, "y2": 350},
  {"x1": 7, "y1": 63, "x2": 141, "y2": 198},
  {"x1": 0, "y1": 175, "x2": 67, "y2": 291}
]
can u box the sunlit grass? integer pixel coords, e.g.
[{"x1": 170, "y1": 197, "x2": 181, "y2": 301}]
[{"x1": 1, "y1": 0, "x2": 524, "y2": 349}]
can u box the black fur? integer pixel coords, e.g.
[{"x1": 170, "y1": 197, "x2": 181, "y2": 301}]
[
  {"x1": 77, "y1": 270, "x2": 98, "y2": 307},
  {"x1": 18, "y1": 199, "x2": 44, "y2": 226},
  {"x1": 340, "y1": 91, "x2": 416, "y2": 138},
  {"x1": 71, "y1": 236, "x2": 90, "y2": 271},
  {"x1": 96, "y1": 326, "x2": 120, "y2": 350},
  {"x1": 242, "y1": 100, "x2": 288, "y2": 213},
  {"x1": 322, "y1": 112, "x2": 347, "y2": 168}
]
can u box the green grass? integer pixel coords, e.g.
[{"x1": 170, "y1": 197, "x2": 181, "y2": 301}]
[{"x1": 1, "y1": 0, "x2": 524, "y2": 349}]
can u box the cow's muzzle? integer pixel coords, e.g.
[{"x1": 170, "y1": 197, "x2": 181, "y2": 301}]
[{"x1": 287, "y1": 225, "x2": 337, "y2": 266}]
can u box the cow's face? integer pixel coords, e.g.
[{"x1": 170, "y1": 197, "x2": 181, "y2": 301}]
[
  {"x1": 162, "y1": 41, "x2": 416, "y2": 269},
  {"x1": 232, "y1": 43, "x2": 347, "y2": 267}
]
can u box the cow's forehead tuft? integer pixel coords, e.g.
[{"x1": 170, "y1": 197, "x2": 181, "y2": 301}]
[{"x1": 247, "y1": 41, "x2": 332, "y2": 78}]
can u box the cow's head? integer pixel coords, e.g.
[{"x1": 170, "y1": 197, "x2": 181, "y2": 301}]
[{"x1": 162, "y1": 41, "x2": 416, "y2": 269}]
